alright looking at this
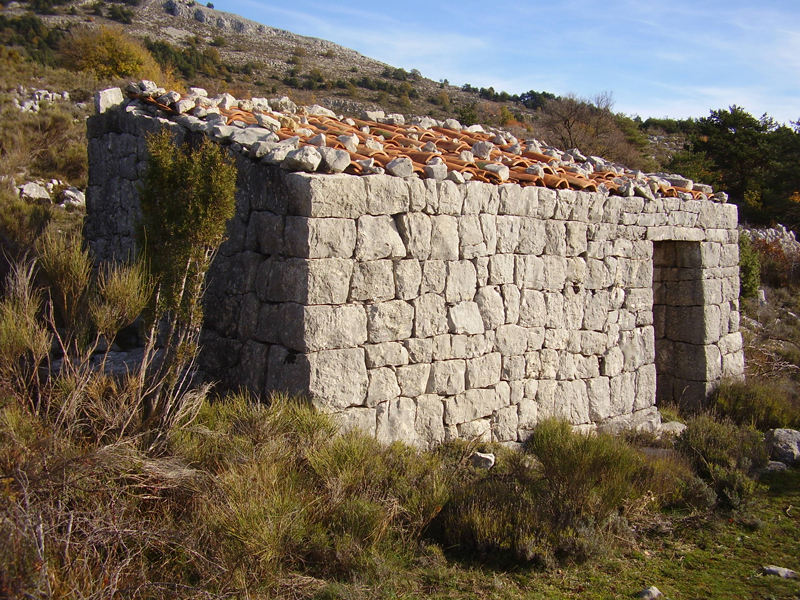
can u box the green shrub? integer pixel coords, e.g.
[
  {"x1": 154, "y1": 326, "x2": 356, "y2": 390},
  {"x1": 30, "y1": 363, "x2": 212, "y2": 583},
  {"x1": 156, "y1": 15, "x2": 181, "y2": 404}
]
[
  {"x1": 59, "y1": 25, "x2": 175, "y2": 85},
  {"x1": 676, "y1": 414, "x2": 767, "y2": 509},
  {"x1": 739, "y1": 231, "x2": 761, "y2": 298},
  {"x1": 711, "y1": 378, "x2": 800, "y2": 430},
  {"x1": 435, "y1": 420, "x2": 653, "y2": 564}
]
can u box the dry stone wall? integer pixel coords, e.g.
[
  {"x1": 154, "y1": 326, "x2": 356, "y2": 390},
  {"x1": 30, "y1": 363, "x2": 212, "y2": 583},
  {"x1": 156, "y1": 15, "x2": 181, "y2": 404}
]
[{"x1": 86, "y1": 105, "x2": 744, "y2": 448}]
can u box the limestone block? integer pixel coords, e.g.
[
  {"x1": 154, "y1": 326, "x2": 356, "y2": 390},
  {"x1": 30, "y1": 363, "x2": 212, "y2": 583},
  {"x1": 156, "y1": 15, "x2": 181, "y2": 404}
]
[
  {"x1": 396, "y1": 363, "x2": 432, "y2": 397},
  {"x1": 404, "y1": 337, "x2": 434, "y2": 363},
  {"x1": 516, "y1": 255, "x2": 545, "y2": 289},
  {"x1": 720, "y1": 243, "x2": 739, "y2": 268},
  {"x1": 284, "y1": 217, "x2": 356, "y2": 258},
  {"x1": 415, "y1": 395, "x2": 446, "y2": 449},
  {"x1": 466, "y1": 352, "x2": 502, "y2": 389},
  {"x1": 601, "y1": 346, "x2": 625, "y2": 377},
  {"x1": 488, "y1": 254, "x2": 515, "y2": 285},
  {"x1": 458, "y1": 419, "x2": 491, "y2": 441},
  {"x1": 397, "y1": 213, "x2": 432, "y2": 259},
  {"x1": 718, "y1": 332, "x2": 743, "y2": 355},
  {"x1": 518, "y1": 289, "x2": 546, "y2": 327},
  {"x1": 635, "y1": 364, "x2": 657, "y2": 411},
  {"x1": 406, "y1": 178, "x2": 429, "y2": 212},
  {"x1": 367, "y1": 300, "x2": 414, "y2": 343},
  {"x1": 395, "y1": 259, "x2": 422, "y2": 300},
  {"x1": 355, "y1": 215, "x2": 406, "y2": 261},
  {"x1": 421, "y1": 260, "x2": 446, "y2": 294},
  {"x1": 544, "y1": 328, "x2": 569, "y2": 350},
  {"x1": 376, "y1": 397, "x2": 417, "y2": 444},
  {"x1": 474, "y1": 286, "x2": 505, "y2": 330},
  {"x1": 582, "y1": 290, "x2": 609, "y2": 330},
  {"x1": 459, "y1": 215, "x2": 486, "y2": 258},
  {"x1": 429, "y1": 215, "x2": 459, "y2": 260},
  {"x1": 365, "y1": 342, "x2": 409, "y2": 368},
  {"x1": 672, "y1": 342, "x2": 722, "y2": 381},
  {"x1": 700, "y1": 242, "x2": 722, "y2": 268},
  {"x1": 538, "y1": 188, "x2": 557, "y2": 219},
  {"x1": 609, "y1": 371, "x2": 636, "y2": 416},
  {"x1": 279, "y1": 303, "x2": 367, "y2": 352},
  {"x1": 286, "y1": 173, "x2": 368, "y2": 218},
  {"x1": 351, "y1": 260, "x2": 395, "y2": 301},
  {"x1": 269, "y1": 258, "x2": 353, "y2": 304},
  {"x1": 575, "y1": 354, "x2": 600, "y2": 379},
  {"x1": 434, "y1": 180, "x2": 463, "y2": 215},
  {"x1": 461, "y1": 181, "x2": 491, "y2": 213},
  {"x1": 444, "y1": 388, "x2": 504, "y2": 424},
  {"x1": 518, "y1": 397, "x2": 539, "y2": 430},
  {"x1": 517, "y1": 218, "x2": 547, "y2": 255},
  {"x1": 722, "y1": 349, "x2": 745, "y2": 378},
  {"x1": 413, "y1": 294, "x2": 449, "y2": 338},
  {"x1": 367, "y1": 367, "x2": 401, "y2": 407},
  {"x1": 501, "y1": 355, "x2": 526, "y2": 381},
  {"x1": 624, "y1": 288, "x2": 653, "y2": 312},
  {"x1": 246, "y1": 212, "x2": 284, "y2": 255},
  {"x1": 544, "y1": 292, "x2": 565, "y2": 328},
  {"x1": 565, "y1": 222, "x2": 588, "y2": 256},
  {"x1": 495, "y1": 324, "x2": 528, "y2": 356},
  {"x1": 481, "y1": 214, "x2": 497, "y2": 254},
  {"x1": 433, "y1": 334, "x2": 453, "y2": 360},
  {"x1": 337, "y1": 407, "x2": 377, "y2": 436},
  {"x1": 445, "y1": 260, "x2": 477, "y2": 302},
  {"x1": 542, "y1": 256, "x2": 568, "y2": 290},
  {"x1": 492, "y1": 405, "x2": 519, "y2": 442},
  {"x1": 448, "y1": 302, "x2": 485, "y2": 335},
  {"x1": 308, "y1": 348, "x2": 368, "y2": 410},
  {"x1": 587, "y1": 377, "x2": 612, "y2": 421},
  {"x1": 474, "y1": 256, "x2": 489, "y2": 287},
  {"x1": 366, "y1": 174, "x2": 410, "y2": 215},
  {"x1": 499, "y1": 284, "x2": 519, "y2": 325},
  {"x1": 545, "y1": 221, "x2": 567, "y2": 255},
  {"x1": 665, "y1": 305, "x2": 721, "y2": 344},
  {"x1": 427, "y1": 360, "x2": 467, "y2": 395},
  {"x1": 496, "y1": 216, "x2": 521, "y2": 253},
  {"x1": 535, "y1": 380, "x2": 569, "y2": 420}
]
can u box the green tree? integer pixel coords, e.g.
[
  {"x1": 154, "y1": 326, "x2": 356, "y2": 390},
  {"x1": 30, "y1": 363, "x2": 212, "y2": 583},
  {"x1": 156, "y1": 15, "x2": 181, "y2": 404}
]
[
  {"x1": 691, "y1": 106, "x2": 776, "y2": 204},
  {"x1": 137, "y1": 130, "x2": 237, "y2": 451}
]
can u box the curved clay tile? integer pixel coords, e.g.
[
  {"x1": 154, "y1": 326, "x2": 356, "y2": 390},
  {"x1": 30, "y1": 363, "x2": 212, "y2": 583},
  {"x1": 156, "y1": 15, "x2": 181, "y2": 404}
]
[
  {"x1": 564, "y1": 176, "x2": 598, "y2": 193},
  {"x1": 522, "y1": 151, "x2": 559, "y2": 165},
  {"x1": 661, "y1": 186, "x2": 679, "y2": 198},
  {"x1": 406, "y1": 151, "x2": 440, "y2": 164},
  {"x1": 509, "y1": 172, "x2": 544, "y2": 187},
  {"x1": 435, "y1": 139, "x2": 470, "y2": 153},
  {"x1": 542, "y1": 174, "x2": 570, "y2": 189},
  {"x1": 672, "y1": 186, "x2": 704, "y2": 200}
]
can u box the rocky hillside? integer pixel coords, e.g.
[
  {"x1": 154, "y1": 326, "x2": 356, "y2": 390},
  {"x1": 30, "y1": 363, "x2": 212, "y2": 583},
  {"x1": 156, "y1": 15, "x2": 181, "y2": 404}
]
[{"x1": 2, "y1": 0, "x2": 537, "y2": 125}]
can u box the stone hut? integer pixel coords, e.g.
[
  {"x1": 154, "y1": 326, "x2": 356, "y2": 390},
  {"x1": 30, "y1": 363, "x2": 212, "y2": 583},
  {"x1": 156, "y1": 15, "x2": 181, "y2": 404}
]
[{"x1": 85, "y1": 84, "x2": 745, "y2": 448}]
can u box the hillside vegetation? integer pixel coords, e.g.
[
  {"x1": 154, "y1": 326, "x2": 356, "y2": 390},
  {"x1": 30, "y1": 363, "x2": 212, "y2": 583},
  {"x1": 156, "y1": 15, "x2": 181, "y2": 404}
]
[{"x1": 1, "y1": 2, "x2": 800, "y2": 598}]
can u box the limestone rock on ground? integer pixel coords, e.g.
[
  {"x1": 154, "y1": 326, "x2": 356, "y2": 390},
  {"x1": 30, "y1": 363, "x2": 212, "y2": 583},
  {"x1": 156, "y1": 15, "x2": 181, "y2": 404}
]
[{"x1": 765, "y1": 428, "x2": 800, "y2": 466}]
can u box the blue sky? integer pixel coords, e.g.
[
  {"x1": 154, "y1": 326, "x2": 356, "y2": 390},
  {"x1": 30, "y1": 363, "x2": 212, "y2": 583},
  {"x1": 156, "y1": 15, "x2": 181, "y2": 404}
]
[{"x1": 212, "y1": 0, "x2": 800, "y2": 124}]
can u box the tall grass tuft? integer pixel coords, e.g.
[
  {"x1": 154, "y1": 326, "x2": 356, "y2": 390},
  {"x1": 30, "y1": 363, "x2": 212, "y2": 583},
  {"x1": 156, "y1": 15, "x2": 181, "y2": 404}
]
[{"x1": 0, "y1": 259, "x2": 50, "y2": 408}]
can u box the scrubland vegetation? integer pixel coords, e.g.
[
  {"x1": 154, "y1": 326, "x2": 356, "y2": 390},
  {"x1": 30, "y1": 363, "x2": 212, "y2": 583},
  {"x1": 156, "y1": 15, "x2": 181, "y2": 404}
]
[{"x1": 0, "y1": 3, "x2": 800, "y2": 597}]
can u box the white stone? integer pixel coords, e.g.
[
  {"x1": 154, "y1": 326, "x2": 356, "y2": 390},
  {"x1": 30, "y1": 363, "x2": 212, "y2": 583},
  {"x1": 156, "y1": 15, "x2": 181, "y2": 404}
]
[
  {"x1": 318, "y1": 147, "x2": 351, "y2": 173},
  {"x1": 367, "y1": 367, "x2": 401, "y2": 407},
  {"x1": 415, "y1": 395, "x2": 446, "y2": 448},
  {"x1": 94, "y1": 87, "x2": 124, "y2": 113},
  {"x1": 365, "y1": 342, "x2": 409, "y2": 368},
  {"x1": 495, "y1": 324, "x2": 528, "y2": 356},
  {"x1": 448, "y1": 302, "x2": 485, "y2": 335},
  {"x1": 355, "y1": 215, "x2": 406, "y2": 260},
  {"x1": 466, "y1": 352, "x2": 502, "y2": 389},
  {"x1": 395, "y1": 259, "x2": 422, "y2": 300},
  {"x1": 428, "y1": 360, "x2": 467, "y2": 395},
  {"x1": 351, "y1": 260, "x2": 395, "y2": 301},
  {"x1": 445, "y1": 261, "x2": 477, "y2": 302},
  {"x1": 444, "y1": 388, "x2": 502, "y2": 424},
  {"x1": 429, "y1": 216, "x2": 459, "y2": 260},
  {"x1": 376, "y1": 397, "x2": 417, "y2": 444},
  {"x1": 386, "y1": 156, "x2": 415, "y2": 178},
  {"x1": 308, "y1": 348, "x2": 368, "y2": 410},
  {"x1": 396, "y1": 363, "x2": 432, "y2": 397},
  {"x1": 413, "y1": 294, "x2": 448, "y2": 338},
  {"x1": 282, "y1": 146, "x2": 322, "y2": 172},
  {"x1": 367, "y1": 300, "x2": 414, "y2": 343}
]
